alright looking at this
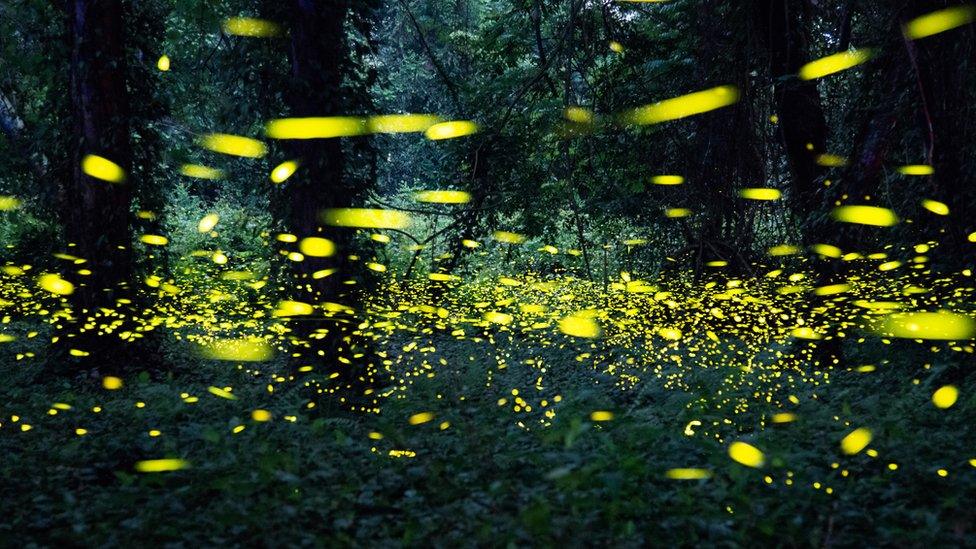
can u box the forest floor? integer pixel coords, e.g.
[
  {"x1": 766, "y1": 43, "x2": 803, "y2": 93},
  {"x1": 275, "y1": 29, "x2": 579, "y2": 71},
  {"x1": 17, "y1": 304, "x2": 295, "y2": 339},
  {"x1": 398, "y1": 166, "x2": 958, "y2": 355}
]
[{"x1": 1, "y1": 264, "x2": 975, "y2": 545}]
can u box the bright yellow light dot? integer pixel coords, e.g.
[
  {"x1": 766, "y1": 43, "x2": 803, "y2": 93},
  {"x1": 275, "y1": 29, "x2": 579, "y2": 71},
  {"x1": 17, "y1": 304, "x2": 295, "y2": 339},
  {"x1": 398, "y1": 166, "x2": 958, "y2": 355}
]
[
  {"x1": 799, "y1": 48, "x2": 873, "y2": 80},
  {"x1": 590, "y1": 411, "x2": 614, "y2": 422},
  {"x1": 139, "y1": 234, "x2": 168, "y2": 246},
  {"x1": 0, "y1": 195, "x2": 21, "y2": 211},
  {"x1": 367, "y1": 114, "x2": 441, "y2": 133},
  {"x1": 270, "y1": 160, "x2": 299, "y2": 183},
  {"x1": 197, "y1": 214, "x2": 219, "y2": 233},
  {"x1": 408, "y1": 412, "x2": 435, "y2": 425},
  {"x1": 321, "y1": 208, "x2": 412, "y2": 229},
  {"x1": 879, "y1": 311, "x2": 975, "y2": 340},
  {"x1": 832, "y1": 205, "x2": 899, "y2": 227},
  {"x1": 932, "y1": 385, "x2": 958, "y2": 409},
  {"x1": 651, "y1": 175, "x2": 684, "y2": 185},
  {"x1": 771, "y1": 412, "x2": 796, "y2": 423},
  {"x1": 897, "y1": 164, "x2": 934, "y2": 175},
  {"x1": 199, "y1": 338, "x2": 274, "y2": 362},
  {"x1": 728, "y1": 441, "x2": 765, "y2": 468},
  {"x1": 921, "y1": 199, "x2": 949, "y2": 216},
  {"x1": 82, "y1": 154, "x2": 126, "y2": 183},
  {"x1": 739, "y1": 188, "x2": 781, "y2": 201},
  {"x1": 483, "y1": 311, "x2": 513, "y2": 325},
  {"x1": 768, "y1": 244, "x2": 799, "y2": 256},
  {"x1": 180, "y1": 164, "x2": 223, "y2": 179},
  {"x1": 298, "y1": 237, "x2": 335, "y2": 257},
  {"x1": 840, "y1": 427, "x2": 872, "y2": 455},
  {"x1": 622, "y1": 86, "x2": 740, "y2": 125},
  {"x1": 564, "y1": 106, "x2": 594, "y2": 124},
  {"x1": 207, "y1": 386, "x2": 237, "y2": 400},
  {"x1": 904, "y1": 6, "x2": 976, "y2": 39},
  {"x1": 811, "y1": 243, "x2": 842, "y2": 258},
  {"x1": 414, "y1": 190, "x2": 472, "y2": 204},
  {"x1": 816, "y1": 153, "x2": 848, "y2": 167},
  {"x1": 102, "y1": 376, "x2": 123, "y2": 390},
  {"x1": 425, "y1": 120, "x2": 478, "y2": 140},
  {"x1": 791, "y1": 327, "x2": 822, "y2": 340},
  {"x1": 265, "y1": 117, "x2": 367, "y2": 139},
  {"x1": 559, "y1": 315, "x2": 601, "y2": 338},
  {"x1": 252, "y1": 409, "x2": 272, "y2": 422},
  {"x1": 814, "y1": 283, "x2": 850, "y2": 296},
  {"x1": 937, "y1": 468, "x2": 948, "y2": 477},
  {"x1": 157, "y1": 55, "x2": 170, "y2": 71},
  {"x1": 199, "y1": 133, "x2": 267, "y2": 158},
  {"x1": 493, "y1": 231, "x2": 526, "y2": 244},
  {"x1": 657, "y1": 328, "x2": 684, "y2": 341},
  {"x1": 75, "y1": 428, "x2": 87, "y2": 436},
  {"x1": 38, "y1": 274, "x2": 74, "y2": 296},
  {"x1": 134, "y1": 459, "x2": 189, "y2": 473},
  {"x1": 665, "y1": 468, "x2": 711, "y2": 480},
  {"x1": 223, "y1": 17, "x2": 281, "y2": 37}
]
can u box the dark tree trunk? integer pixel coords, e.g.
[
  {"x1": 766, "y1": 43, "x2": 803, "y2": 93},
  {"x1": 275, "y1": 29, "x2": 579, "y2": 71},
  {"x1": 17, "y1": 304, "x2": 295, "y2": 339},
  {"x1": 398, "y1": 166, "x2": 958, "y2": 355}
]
[
  {"x1": 65, "y1": 0, "x2": 134, "y2": 311},
  {"x1": 755, "y1": 0, "x2": 829, "y2": 228},
  {"x1": 272, "y1": 0, "x2": 376, "y2": 409},
  {"x1": 908, "y1": 1, "x2": 976, "y2": 263},
  {"x1": 685, "y1": 1, "x2": 764, "y2": 276},
  {"x1": 562, "y1": 2, "x2": 593, "y2": 281},
  {"x1": 754, "y1": 0, "x2": 836, "y2": 366},
  {"x1": 281, "y1": 0, "x2": 353, "y2": 301}
]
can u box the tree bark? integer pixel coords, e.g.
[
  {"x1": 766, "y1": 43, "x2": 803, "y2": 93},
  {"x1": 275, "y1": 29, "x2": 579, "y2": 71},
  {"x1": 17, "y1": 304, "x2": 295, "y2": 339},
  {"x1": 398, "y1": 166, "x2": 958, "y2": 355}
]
[
  {"x1": 65, "y1": 0, "x2": 134, "y2": 311},
  {"x1": 281, "y1": 0, "x2": 353, "y2": 303},
  {"x1": 755, "y1": 0, "x2": 828, "y2": 228},
  {"x1": 273, "y1": 0, "x2": 376, "y2": 409}
]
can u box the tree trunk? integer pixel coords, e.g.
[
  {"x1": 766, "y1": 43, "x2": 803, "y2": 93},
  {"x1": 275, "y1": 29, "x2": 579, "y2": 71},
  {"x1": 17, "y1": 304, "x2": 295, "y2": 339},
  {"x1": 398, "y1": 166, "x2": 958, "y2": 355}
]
[
  {"x1": 755, "y1": 0, "x2": 828, "y2": 228},
  {"x1": 908, "y1": 1, "x2": 976, "y2": 263},
  {"x1": 65, "y1": 0, "x2": 134, "y2": 311},
  {"x1": 273, "y1": 0, "x2": 376, "y2": 409},
  {"x1": 282, "y1": 0, "x2": 352, "y2": 301},
  {"x1": 562, "y1": 1, "x2": 592, "y2": 281}
]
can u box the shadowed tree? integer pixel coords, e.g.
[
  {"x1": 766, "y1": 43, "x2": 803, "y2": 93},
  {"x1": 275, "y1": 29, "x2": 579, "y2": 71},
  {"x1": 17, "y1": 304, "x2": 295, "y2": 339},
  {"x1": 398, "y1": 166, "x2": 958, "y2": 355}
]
[
  {"x1": 64, "y1": 0, "x2": 134, "y2": 311},
  {"x1": 266, "y1": 0, "x2": 379, "y2": 411},
  {"x1": 907, "y1": 1, "x2": 976, "y2": 263},
  {"x1": 754, "y1": 0, "x2": 829, "y2": 236}
]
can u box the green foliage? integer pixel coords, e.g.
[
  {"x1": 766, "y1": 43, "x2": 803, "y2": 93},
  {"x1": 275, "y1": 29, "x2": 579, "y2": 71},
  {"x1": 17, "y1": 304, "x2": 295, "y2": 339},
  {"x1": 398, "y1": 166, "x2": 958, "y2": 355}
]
[
  {"x1": 1, "y1": 330, "x2": 973, "y2": 545},
  {"x1": 1, "y1": 0, "x2": 975, "y2": 545}
]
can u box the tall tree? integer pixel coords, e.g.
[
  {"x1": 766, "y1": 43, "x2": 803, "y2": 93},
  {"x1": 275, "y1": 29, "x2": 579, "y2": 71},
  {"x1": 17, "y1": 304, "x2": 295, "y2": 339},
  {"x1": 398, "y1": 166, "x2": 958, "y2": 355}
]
[
  {"x1": 908, "y1": 1, "x2": 976, "y2": 262},
  {"x1": 65, "y1": 0, "x2": 134, "y2": 310},
  {"x1": 754, "y1": 0, "x2": 829, "y2": 236},
  {"x1": 268, "y1": 0, "x2": 378, "y2": 409},
  {"x1": 676, "y1": 0, "x2": 764, "y2": 276}
]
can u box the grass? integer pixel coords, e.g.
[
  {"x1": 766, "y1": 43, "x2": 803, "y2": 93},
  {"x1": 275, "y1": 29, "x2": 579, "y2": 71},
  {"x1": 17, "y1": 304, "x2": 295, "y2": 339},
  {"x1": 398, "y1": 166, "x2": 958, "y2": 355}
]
[{"x1": 1, "y1": 319, "x2": 973, "y2": 546}]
